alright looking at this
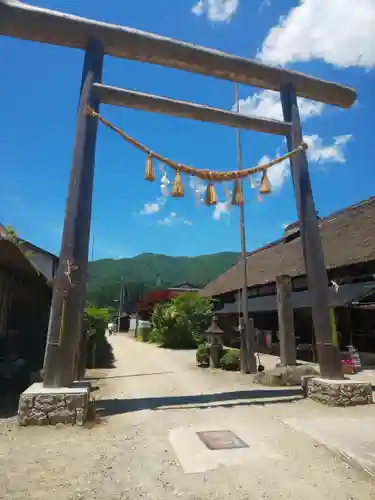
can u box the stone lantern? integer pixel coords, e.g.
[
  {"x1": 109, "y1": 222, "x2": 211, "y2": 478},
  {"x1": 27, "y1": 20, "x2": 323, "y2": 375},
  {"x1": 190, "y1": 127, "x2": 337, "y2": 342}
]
[{"x1": 206, "y1": 315, "x2": 224, "y2": 368}]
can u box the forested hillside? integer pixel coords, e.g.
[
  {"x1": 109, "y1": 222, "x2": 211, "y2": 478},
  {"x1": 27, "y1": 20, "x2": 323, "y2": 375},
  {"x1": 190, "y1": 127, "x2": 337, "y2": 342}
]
[{"x1": 87, "y1": 252, "x2": 239, "y2": 307}]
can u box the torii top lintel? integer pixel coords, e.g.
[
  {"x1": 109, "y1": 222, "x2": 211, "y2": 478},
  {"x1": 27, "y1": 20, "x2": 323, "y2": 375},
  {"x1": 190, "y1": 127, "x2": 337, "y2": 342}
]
[{"x1": 0, "y1": 0, "x2": 356, "y2": 108}]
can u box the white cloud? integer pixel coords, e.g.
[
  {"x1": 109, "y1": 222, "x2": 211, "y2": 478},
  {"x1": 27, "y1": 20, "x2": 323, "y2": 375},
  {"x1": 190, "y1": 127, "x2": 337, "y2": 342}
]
[
  {"x1": 141, "y1": 200, "x2": 163, "y2": 215},
  {"x1": 256, "y1": 133, "x2": 352, "y2": 191},
  {"x1": 258, "y1": 0, "x2": 375, "y2": 68},
  {"x1": 237, "y1": 89, "x2": 324, "y2": 122},
  {"x1": 304, "y1": 134, "x2": 352, "y2": 164},
  {"x1": 189, "y1": 177, "x2": 206, "y2": 206},
  {"x1": 259, "y1": 0, "x2": 271, "y2": 12},
  {"x1": 160, "y1": 169, "x2": 170, "y2": 197},
  {"x1": 213, "y1": 201, "x2": 231, "y2": 220},
  {"x1": 191, "y1": 0, "x2": 239, "y2": 22},
  {"x1": 192, "y1": 0, "x2": 205, "y2": 15},
  {"x1": 158, "y1": 212, "x2": 176, "y2": 225},
  {"x1": 140, "y1": 166, "x2": 170, "y2": 215},
  {"x1": 158, "y1": 212, "x2": 192, "y2": 226}
]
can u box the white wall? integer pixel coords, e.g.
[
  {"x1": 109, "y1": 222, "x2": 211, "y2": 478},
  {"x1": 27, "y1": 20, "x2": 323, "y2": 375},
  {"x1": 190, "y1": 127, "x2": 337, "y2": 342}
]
[{"x1": 23, "y1": 244, "x2": 57, "y2": 281}]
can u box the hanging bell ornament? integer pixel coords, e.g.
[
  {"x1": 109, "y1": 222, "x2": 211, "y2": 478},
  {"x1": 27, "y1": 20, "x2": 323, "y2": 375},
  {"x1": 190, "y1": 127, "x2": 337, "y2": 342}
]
[
  {"x1": 145, "y1": 154, "x2": 155, "y2": 181},
  {"x1": 260, "y1": 170, "x2": 272, "y2": 195},
  {"x1": 205, "y1": 183, "x2": 218, "y2": 206},
  {"x1": 231, "y1": 179, "x2": 244, "y2": 206},
  {"x1": 171, "y1": 170, "x2": 184, "y2": 197}
]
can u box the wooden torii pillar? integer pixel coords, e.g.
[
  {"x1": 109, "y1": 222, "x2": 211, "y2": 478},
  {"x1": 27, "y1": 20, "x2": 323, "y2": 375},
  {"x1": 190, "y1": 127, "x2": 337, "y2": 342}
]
[{"x1": 0, "y1": 0, "x2": 355, "y2": 385}]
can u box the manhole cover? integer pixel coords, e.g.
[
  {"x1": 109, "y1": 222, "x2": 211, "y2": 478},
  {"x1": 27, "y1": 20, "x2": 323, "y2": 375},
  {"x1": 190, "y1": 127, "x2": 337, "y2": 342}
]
[{"x1": 197, "y1": 430, "x2": 249, "y2": 450}]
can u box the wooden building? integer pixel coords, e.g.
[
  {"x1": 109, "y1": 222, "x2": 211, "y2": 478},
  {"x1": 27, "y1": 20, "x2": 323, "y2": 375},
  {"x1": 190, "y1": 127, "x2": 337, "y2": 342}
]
[
  {"x1": 0, "y1": 226, "x2": 58, "y2": 392},
  {"x1": 108, "y1": 312, "x2": 131, "y2": 332},
  {"x1": 201, "y1": 197, "x2": 375, "y2": 364}
]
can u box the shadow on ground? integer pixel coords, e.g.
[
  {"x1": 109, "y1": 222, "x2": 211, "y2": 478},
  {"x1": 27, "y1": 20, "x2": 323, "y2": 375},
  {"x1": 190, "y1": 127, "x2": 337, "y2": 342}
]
[
  {"x1": 96, "y1": 388, "x2": 303, "y2": 417},
  {"x1": 86, "y1": 371, "x2": 175, "y2": 381}
]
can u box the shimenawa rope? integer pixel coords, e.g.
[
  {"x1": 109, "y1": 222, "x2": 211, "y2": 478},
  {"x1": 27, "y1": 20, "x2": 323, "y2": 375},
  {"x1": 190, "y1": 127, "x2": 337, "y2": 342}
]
[{"x1": 85, "y1": 105, "x2": 308, "y2": 182}]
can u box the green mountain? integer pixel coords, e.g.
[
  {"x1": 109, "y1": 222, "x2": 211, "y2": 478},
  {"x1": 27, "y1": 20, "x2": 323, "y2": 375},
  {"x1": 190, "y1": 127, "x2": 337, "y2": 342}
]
[{"x1": 87, "y1": 252, "x2": 240, "y2": 307}]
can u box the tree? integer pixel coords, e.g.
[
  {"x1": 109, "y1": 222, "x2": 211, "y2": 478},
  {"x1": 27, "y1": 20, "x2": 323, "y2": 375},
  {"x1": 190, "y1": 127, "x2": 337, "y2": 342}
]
[{"x1": 150, "y1": 292, "x2": 212, "y2": 349}]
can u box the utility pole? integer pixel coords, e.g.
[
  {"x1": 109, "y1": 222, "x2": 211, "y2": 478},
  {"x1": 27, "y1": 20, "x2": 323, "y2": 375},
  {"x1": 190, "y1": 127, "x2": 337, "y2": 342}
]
[
  {"x1": 117, "y1": 276, "x2": 124, "y2": 334},
  {"x1": 235, "y1": 84, "x2": 257, "y2": 374},
  {"x1": 91, "y1": 230, "x2": 95, "y2": 262}
]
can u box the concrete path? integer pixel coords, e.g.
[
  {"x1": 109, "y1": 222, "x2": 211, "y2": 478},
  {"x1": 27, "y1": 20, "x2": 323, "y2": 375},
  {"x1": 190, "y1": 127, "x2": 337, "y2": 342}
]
[
  {"x1": 284, "y1": 416, "x2": 375, "y2": 477},
  {"x1": 1, "y1": 335, "x2": 375, "y2": 500}
]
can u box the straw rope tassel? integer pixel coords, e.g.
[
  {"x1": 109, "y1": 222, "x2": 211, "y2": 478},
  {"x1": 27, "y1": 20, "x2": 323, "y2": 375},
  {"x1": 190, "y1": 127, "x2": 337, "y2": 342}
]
[
  {"x1": 145, "y1": 154, "x2": 155, "y2": 181},
  {"x1": 205, "y1": 183, "x2": 217, "y2": 206},
  {"x1": 260, "y1": 170, "x2": 272, "y2": 195},
  {"x1": 231, "y1": 179, "x2": 244, "y2": 205},
  {"x1": 171, "y1": 170, "x2": 184, "y2": 197}
]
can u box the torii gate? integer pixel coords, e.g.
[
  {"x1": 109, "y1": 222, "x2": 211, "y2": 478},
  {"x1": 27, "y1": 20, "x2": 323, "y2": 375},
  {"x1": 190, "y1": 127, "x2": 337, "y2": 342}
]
[{"x1": 0, "y1": 0, "x2": 356, "y2": 387}]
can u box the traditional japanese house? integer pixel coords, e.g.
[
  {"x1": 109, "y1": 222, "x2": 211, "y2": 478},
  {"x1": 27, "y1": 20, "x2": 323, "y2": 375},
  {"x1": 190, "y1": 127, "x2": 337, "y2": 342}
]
[
  {"x1": 0, "y1": 226, "x2": 58, "y2": 392},
  {"x1": 201, "y1": 197, "x2": 375, "y2": 365}
]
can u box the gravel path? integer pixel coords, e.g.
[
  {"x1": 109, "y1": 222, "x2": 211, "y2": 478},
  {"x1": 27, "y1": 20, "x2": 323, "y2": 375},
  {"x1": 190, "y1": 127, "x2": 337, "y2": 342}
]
[{"x1": 1, "y1": 334, "x2": 375, "y2": 500}]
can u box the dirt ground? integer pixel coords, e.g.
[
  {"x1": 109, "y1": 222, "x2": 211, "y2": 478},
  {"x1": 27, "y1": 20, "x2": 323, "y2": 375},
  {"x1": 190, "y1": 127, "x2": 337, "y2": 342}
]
[{"x1": 1, "y1": 334, "x2": 375, "y2": 500}]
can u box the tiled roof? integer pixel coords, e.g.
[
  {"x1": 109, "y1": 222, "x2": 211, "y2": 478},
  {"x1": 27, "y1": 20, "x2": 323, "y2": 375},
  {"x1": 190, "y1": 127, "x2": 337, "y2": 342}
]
[{"x1": 201, "y1": 197, "x2": 375, "y2": 297}]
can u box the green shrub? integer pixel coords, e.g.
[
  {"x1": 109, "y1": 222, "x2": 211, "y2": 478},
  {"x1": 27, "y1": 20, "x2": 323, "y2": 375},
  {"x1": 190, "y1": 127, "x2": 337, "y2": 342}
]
[
  {"x1": 196, "y1": 343, "x2": 210, "y2": 367},
  {"x1": 84, "y1": 307, "x2": 115, "y2": 369},
  {"x1": 148, "y1": 328, "x2": 162, "y2": 344},
  {"x1": 220, "y1": 348, "x2": 240, "y2": 371},
  {"x1": 149, "y1": 304, "x2": 167, "y2": 344},
  {"x1": 220, "y1": 347, "x2": 230, "y2": 359},
  {"x1": 150, "y1": 293, "x2": 212, "y2": 349},
  {"x1": 172, "y1": 293, "x2": 212, "y2": 346},
  {"x1": 85, "y1": 307, "x2": 110, "y2": 324}
]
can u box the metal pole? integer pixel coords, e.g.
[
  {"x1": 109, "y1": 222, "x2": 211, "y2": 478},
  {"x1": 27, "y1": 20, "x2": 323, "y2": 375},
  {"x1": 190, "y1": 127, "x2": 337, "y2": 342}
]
[
  {"x1": 280, "y1": 81, "x2": 343, "y2": 379},
  {"x1": 43, "y1": 39, "x2": 104, "y2": 387},
  {"x1": 235, "y1": 84, "x2": 257, "y2": 374}
]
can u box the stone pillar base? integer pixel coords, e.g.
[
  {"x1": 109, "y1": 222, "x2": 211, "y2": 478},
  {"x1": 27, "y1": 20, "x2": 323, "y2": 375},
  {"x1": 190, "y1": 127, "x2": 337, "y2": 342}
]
[
  {"x1": 18, "y1": 382, "x2": 90, "y2": 426},
  {"x1": 306, "y1": 377, "x2": 373, "y2": 406}
]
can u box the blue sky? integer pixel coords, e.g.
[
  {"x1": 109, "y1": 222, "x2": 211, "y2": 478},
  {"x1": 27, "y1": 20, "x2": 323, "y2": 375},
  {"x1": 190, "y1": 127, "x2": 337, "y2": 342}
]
[{"x1": 1, "y1": 0, "x2": 374, "y2": 260}]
